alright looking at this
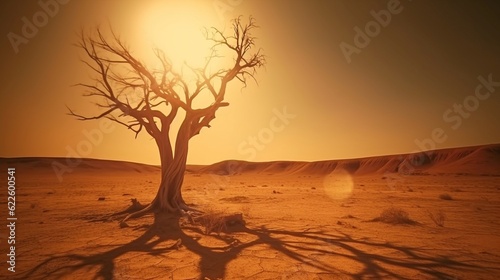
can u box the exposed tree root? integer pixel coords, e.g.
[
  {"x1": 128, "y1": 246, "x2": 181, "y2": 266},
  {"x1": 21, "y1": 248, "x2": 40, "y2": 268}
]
[
  {"x1": 117, "y1": 199, "x2": 201, "y2": 228},
  {"x1": 111, "y1": 198, "x2": 147, "y2": 217},
  {"x1": 179, "y1": 202, "x2": 203, "y2": 214},
  {"x1": 116, "y1": 199, "x2": 245, "y2": 235},
  {"x1": 119, "y1": 201, "x2": 156, "y2": 228}
]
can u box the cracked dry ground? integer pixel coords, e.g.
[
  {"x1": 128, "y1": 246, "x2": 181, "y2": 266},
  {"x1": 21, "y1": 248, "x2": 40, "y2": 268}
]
[{"x1": 5, "y1": 170, "x2": 500, "y2": 279}]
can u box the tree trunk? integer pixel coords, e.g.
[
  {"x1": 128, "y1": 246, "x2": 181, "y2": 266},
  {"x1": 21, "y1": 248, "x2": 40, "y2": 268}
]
[
  {"x1": 152, "y1": 117, "x2": 193, "y2": 213},
  {"x1": 153, "y1": 148, "x2": 188, "y2": 213},
  {"x1": 120, "y1": 118, "x2": 196, "y2": 226}
]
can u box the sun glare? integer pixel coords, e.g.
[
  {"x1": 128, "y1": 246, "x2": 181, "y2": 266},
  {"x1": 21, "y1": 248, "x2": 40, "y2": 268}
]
[
  {"x1": 134, "y1": 3, "x2": 229, "y2": 108},
  {"x1": 137, "y1": 3, "x2": 216, "y2": 70}
]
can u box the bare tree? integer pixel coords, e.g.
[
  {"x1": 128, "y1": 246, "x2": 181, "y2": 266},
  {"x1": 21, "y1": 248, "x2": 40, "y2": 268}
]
[{"x1": 69, "y1": 17, "x2": 265, "y2": 226}]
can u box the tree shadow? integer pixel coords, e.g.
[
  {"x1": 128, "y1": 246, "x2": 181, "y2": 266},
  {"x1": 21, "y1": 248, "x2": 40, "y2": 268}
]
[
  {"x1": 23, "y1": 214, "x2": 495, "y2": 280},
  {"x1": 22, "y1": 214, "x2": 183, "y2": 280}
]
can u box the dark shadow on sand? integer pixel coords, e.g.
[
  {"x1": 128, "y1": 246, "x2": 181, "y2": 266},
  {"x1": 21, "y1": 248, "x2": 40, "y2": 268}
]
[{"x1": 23, "y1": 213, "x2": 495, "y2": 280}]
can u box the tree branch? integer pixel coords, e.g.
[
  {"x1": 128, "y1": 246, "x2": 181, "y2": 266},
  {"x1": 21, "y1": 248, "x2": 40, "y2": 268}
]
[{"x1": 71, "y1": 16, "x2": 265, "y2": 161}]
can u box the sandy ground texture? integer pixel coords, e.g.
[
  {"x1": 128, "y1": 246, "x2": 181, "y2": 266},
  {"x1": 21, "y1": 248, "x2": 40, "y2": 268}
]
[{"x1": 1, "y1": 144, "x2": 500, "y2": 279}]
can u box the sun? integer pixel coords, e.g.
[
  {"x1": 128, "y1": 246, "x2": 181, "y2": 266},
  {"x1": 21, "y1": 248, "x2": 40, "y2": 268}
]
[
  {"x1": 133, "y1": 2, "x2": 227, "y2": 108},
  {"x1": 136, "y1": 2, "x2": 218, "y2": 70}
]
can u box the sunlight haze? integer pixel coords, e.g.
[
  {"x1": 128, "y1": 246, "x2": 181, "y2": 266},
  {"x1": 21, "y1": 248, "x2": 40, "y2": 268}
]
[{"x1": 1, "y1": 0, "x2": 500, "y2": 165}]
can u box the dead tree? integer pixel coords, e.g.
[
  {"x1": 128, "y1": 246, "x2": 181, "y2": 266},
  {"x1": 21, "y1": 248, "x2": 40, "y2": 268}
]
[{"x1": 69, "y1": 17, "x2": 265, "y2": 226}]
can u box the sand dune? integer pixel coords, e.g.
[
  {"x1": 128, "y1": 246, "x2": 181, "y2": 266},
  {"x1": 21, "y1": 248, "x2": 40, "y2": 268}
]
[
  {"x1": 3, "y1": 143, "x2": 499, "y2": 177},
  {"x1": 0, "y1": 157, "x2": 161, "y2": 174},
  {"x1": 199, "y1": 143, "x2": 500, "y2": 176}
]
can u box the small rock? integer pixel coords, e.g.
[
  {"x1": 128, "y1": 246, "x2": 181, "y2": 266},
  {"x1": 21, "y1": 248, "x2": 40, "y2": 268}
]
[{"x1": 98, "y1": 197, "x2": 106, "y2": 201}]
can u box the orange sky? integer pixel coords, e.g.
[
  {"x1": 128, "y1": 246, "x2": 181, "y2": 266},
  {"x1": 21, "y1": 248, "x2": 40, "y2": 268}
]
[{"x1": 1, "y1": 0, "x2": 500, "y2": 165}]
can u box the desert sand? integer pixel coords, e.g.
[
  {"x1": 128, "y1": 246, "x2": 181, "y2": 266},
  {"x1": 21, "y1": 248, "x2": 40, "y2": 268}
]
[{"x1": 1, "y1": 144, "x2": 500, "y2": 279}]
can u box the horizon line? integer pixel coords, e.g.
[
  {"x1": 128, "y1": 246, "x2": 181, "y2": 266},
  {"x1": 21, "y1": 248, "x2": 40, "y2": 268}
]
[{"x1": 2, "y1": 142, "x2": 499, "y2": 167}]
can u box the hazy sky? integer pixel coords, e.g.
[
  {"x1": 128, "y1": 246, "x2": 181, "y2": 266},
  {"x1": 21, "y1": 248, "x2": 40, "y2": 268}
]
[{"x1": 1, "y1": 0, "x2": 500, "y2": 165}]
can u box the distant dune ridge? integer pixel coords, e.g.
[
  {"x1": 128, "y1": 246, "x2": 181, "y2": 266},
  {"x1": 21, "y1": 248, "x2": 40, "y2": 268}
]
[
  {"x1": 1, "y1": 143, "x2": 499, "y2": 176},
  {"x1": 0, "y1": 157, "x2": 161, "y2": 174},
  {"x1": 198, "y1": 143, "x2": 500, "y2": 176}
]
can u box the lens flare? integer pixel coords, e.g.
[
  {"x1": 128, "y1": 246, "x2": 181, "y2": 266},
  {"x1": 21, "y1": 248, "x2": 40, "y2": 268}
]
[{"x1": 323, "y1": 168, "x2": 354, "y2": 200}]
